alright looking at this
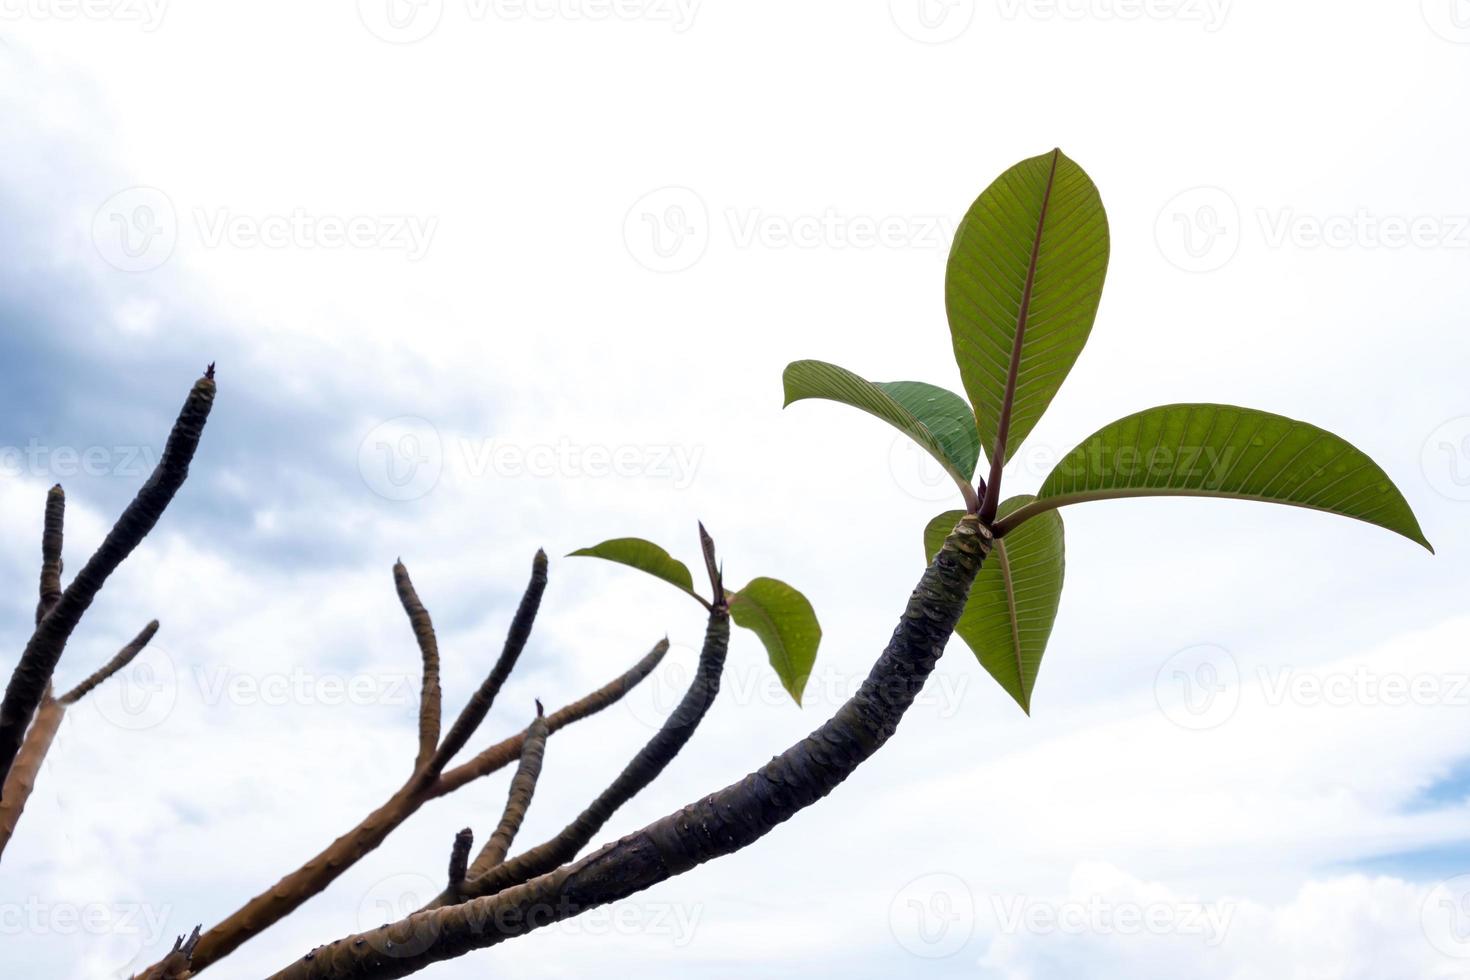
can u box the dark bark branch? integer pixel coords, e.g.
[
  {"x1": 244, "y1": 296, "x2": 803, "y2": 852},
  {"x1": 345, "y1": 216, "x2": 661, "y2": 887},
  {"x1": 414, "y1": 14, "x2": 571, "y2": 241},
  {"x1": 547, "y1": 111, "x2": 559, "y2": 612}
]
[
  {"x1": 58, "y1": 620, "x2": 160, "y2": 705},
  {"x1": 469, "y1": 708, "x2": 549, "y2": 878},
  {"x1": 447, "y1": 828, "x2": 473, "y2": 891},
  {"x1": 267, "y1": 517, "x2": 990, "y2": 980},
  {"x1": 0, "y1": 373, "x2": 215, "y2": 794},
  {"x1": 426, "y1": 550, "x2": 548, "y2": 776},
  {"x1": 36, "y1": 484, "x2": 65, "y2": 625},
  {"x1": 429, "y1": 609, "x2": 730, "y2": 907},
  {"x1": 393, "y1": 561, "x2": 442, "y2": 771},
  {"x1": 176, "y1": 638, "x2": 665, "y2": 975}
]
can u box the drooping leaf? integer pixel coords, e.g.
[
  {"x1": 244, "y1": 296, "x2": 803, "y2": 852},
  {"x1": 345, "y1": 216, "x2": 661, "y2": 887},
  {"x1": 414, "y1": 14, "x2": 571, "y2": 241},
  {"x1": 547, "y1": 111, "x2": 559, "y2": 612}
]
[
  {"x1": 728, "y1": 577, "x2": 821, "y2": 705},
  {"x1": 946, "y1": 148, "x2": 1109, "y2": 465},
  {"x1": 924, "y1": 497, "x2": 1065, "y2": 714},
  {"x1": 569, "y1": 538, "x2": 702, "y2": 599},
  {"x1": 782, "y1": 360, "x2": 980, "y2": 494},
  {"x1": 995, "y1": 404, "x2": 1432, "y2": 552}
]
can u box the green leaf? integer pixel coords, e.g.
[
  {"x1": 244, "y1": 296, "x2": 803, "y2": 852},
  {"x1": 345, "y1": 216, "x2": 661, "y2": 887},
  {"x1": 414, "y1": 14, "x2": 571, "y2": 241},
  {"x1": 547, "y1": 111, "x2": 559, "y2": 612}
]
[
  {"x1": 568, "y1": 538, "x2": 702, "y2": 599},
  {"x1": 995, "y1": 404, "x2": 1432, "y2": 552},
  {"x1": 925, "y1": 497, "x2": 1065, "y2": 714},
  {"x1": 946, "y1": 148, "x2": 1109, "y2": 465},
  {"x1": 728, "y1": 577, "x2": 822, "y2": 706},
  {"x1": 783, "y1": 360, "x2": 980, "y2": 495}
]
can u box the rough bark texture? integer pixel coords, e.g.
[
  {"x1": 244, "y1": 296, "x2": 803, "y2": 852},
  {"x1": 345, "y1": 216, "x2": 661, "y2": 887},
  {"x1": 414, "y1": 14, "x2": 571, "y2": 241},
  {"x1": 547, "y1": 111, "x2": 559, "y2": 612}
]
[
  {"x1": 36, "y1": 484, "x2": 65, "y2": 624},
  {"x1": 179, "y1": 639, "x2": 668, "y2": 974},
  {"x1": 428, "y1": 550, "x2": 548, "y2": 775},
  {"x1": 58, "y1": 620, "x2": 160, "y2": 705},
  {"x1": 0, "y1": 375, "x2": 214, "y2": 792},
  {"x1": 0, "y1": 694, "x2": 63, "y2": 858},
  {"x1": 267, "y1": 516, "x2": 990, "y2": 979},
  {"x1": 469, "y1": 711, "x2": 549, "y2": 878},
  {"x1": 393, "y1": 562, "x2": 441, "y2": 770},
  {"x1": 438, "y1": 611, "x2": 730, "y2": 907}
]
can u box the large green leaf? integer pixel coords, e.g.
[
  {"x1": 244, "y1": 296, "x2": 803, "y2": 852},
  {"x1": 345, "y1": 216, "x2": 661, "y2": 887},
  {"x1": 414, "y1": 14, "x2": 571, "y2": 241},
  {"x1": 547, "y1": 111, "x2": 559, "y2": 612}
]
[
  {"x1": 782, "y1": 360, "x2": 980, "y2": 495},
  {"x1": 925, "y1": 497, "x2": 1065, "y2": 714},
  {"x1": 728, "y1": 577, "x2": 821, "y2": 706},
  {"x1": 946, "y1": 149, "x2": 1109, "y2": 465},
  {"x1": 995, "y1": 404, "x2": 1432, "y2": 552},
  {"x1": 569, "y1": 538, "x2": 702, "y2": 599}
]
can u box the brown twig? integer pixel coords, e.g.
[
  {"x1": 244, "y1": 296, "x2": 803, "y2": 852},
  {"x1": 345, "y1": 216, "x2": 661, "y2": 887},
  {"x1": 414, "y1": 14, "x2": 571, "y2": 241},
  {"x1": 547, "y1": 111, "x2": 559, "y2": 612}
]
[
  {"x1": 393, "y1": 561, "x2": 441, "y2": 770},
  {"x1": 468, "y1": 704, "x2": 549, "y2": 878}
]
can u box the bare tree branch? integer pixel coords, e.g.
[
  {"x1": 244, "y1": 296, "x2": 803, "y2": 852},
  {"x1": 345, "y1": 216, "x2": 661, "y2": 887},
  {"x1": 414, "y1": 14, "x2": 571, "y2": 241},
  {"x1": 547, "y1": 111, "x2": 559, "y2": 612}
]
[
  {"x1": 266, "y1": 518, "x2": 991, "y2": 979},
  {"x1": 0, "y1": 371, "x2": 215, "y2": 792},
  {"x1": 0, "y1": 691, "x2": 63, "y2": 858},
  {"x1": 132, "y1": 925, "x2": 201, "y2": 980},
  {"x1": 58, "y1": 620, "x2": 160, "y2": 705},
  {"x1": 177, "y1": 637, "x2": 667, "y2": 974},
  {"x1": 393, "y1": 561, "x2": 441, "y2": 770},
  {"x1": 447, "y1": 828, "x2": 473, "y2": 892},
  {"x1": 426, "y1": 550, "x2": 548, "y2": 776},
  {"x1": 36, "y1": 484, "x2": 65, "y2": 625},
  {"x1": 468, "y1": 704, "x2": 549, "y2": 879}
]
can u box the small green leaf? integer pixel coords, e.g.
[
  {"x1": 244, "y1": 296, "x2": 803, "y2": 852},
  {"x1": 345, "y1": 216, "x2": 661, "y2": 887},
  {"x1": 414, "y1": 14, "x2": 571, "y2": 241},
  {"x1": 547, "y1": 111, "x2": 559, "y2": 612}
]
[
  {"x1": 925, "y1": 496, "x2": 1065, "y2": 713},
  {"x1": 569, "y1": 538, "x2": 702, "y2": 599},
  {"x1": 728, "y1": 577, "x2": 821, "y2": 706},
  {"x1": 996, "y1": 403, "x2": 1432, "y2": 552},
  {"x1": 782, "y1": 359, "x2": 980, "y2": 496},
  {"x1": 947, "y1": 149, "x2": 1109, "y2": 464}
]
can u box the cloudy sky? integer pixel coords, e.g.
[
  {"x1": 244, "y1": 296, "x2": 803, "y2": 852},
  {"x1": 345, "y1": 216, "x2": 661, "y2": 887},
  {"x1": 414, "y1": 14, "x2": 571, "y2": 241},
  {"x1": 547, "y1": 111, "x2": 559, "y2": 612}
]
[{"x1": 3, "y1": 2, "x2": 1470, "y2": 977}]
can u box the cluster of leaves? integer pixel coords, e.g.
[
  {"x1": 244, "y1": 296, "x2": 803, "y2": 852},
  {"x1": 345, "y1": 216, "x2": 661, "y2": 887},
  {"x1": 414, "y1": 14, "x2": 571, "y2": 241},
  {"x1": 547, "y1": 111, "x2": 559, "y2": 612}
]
[
  {"x1": 570, "y1": 534, "x2": 821, "y2": 704},
  {"x1": 784, "y1": 148, "x2": 1430, "y2": 714}
]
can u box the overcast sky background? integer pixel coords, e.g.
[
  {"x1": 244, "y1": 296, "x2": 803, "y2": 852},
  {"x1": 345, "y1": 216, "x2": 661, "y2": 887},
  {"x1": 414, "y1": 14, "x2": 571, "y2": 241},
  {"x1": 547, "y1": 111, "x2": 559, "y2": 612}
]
[{"x1": 3, "y1": 3, "x2": 1470, "y2": 978}]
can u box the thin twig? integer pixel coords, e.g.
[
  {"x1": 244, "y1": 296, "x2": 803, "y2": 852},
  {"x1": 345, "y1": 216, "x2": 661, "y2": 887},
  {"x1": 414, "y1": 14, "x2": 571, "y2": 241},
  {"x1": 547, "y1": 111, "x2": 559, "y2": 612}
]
[
  {"x1": 394, "y1": 561, "x2": 442, "y2": 770},
  {"x1": 468, "y1": 704, "x2": 549, "y2": 878},
  {"x1": 58, "y1": 620, "x2": 160, "y2": 705}
]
